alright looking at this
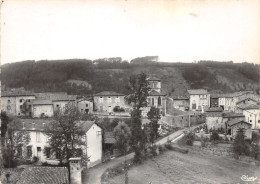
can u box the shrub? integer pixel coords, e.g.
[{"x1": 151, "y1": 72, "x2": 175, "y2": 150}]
[
  {"x1": 201, "y1": 137, "x2": 209, "y2": 147},
  {"x1": 233, "y1": 128, "x2": 250, "y2": 157},
  {"x1": 177, "y1": 132, "x2": 195, "y2": 146},
  {"x1": 210, "y1": 131, "x2": 220, "y2": 144},
  {"x1": 158, "y1": 145, "x2": 167, "y2": 153},
  {"x1": 32, "y1": 156, "x2": 39, "y2": 163}
]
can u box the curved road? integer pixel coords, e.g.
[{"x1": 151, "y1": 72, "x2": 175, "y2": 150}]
[{"x1": 83, "y1": 124, "x2": 201, "y2": 184}]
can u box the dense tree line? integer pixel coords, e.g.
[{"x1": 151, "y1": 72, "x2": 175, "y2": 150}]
[{"x1": 1, "y1": 58, "x2": 259, "y2": 95}]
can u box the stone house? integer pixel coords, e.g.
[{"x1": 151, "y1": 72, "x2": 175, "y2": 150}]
[
  {"x1": 32, "y1": 99, "x2": 54, "y2": 118},
  {"x1": 1, "y1": 90, "x2": 35, "y2": 116},
  {"x1": 226, "y1": 120, "x2": 252, "y2": 139},
  {"x1": 173, "y1": 96, "x2": 189, "y2": 111},
  {"x1": 188, "y1": 89, "x2": 210, "y2": 111},
  {"x1": 93, "y1": 91, "x2": 131, "y2": 115},
  {"x1": 77, "y1": 97, "x2": 93, "y2": 114},
  {"x1": 205, "y1": 107, "x2": 224, "y2": 130}
]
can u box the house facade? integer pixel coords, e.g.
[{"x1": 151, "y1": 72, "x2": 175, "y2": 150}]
[
  {"x1": 1, "y1": 90, "x2": 35, "y2": 117},
  {"x1": 238, "y1": 104, "x2": 260, "y2": 129},
  {"x1": 188, "y1": 89, "x2": 210, "y2": 111},
  {"x1": 173, "y1": 96, "x2": 189, "y2": 111},
  {"x1": 77, "y1": 98, "x2": 93, "y2": 114},
  {"x1": 226, "y1": 120, "x2": 252, "y2": 139},
  {"x1": 205, "y1": 107, "x2": 224, "y2": 130},
  {"x1": 32, "y1": 100, "x2": 54, "y2": 118},
  {"x1": 93, "y1": 91, "x2": 131, "y2": 115}
]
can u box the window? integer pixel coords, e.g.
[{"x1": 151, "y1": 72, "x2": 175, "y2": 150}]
[
  {"x1": 76, "y1": 148, "x2": 83, "y2": 157},
  {"x1": 115, "y1": 97, "x2": 120, "y2": 103},
  {"x1": 250, "y1": 120, "x2": 252, "y2": 123},
  {"x1": 46, "y1": 148, "x2": 51, "y2": 158},
  {"x1": 36, "y1": 132, "x2": 41, "y2": 142},
  {"x1": 86, "y1": 104, "x2": 88, "y2": 107},
  {"x1": 27, "y1": 146, "x2": 32, "y2": 157},
  {"x1": 8, "y1": 99, "x2": 10, "y2": 103},
  {"x1": 96, "y1": 131, "x2": 102, "y2": 136},
  {"x1": 56, "y1": 104, "x2": 59, "y2": 108},
  {"x1": 37, "y1": 147, "x2": 41, "y2": 152},
  {"x1": 20, "y1": 99, "x2": 23, "y2": 103},
  {"x1": 99, "y1": 97, "x2": 103, "y2": 103},
  {"x1": 158, "y1": 97, "x2": 161, "y2": 106},
  {"x1": 27, "y1": 99, "x2": 30, "y2": 102},
  {"x1": 107, "y1": 97, "x2": 112, "y2": 103},
  {"x1": 152, "y1": 98, "x2": 154, "y2": 106},
  {"x1": 20, "y1": 105, "x2": 23, "y2": 110},
  {"x1": 17, "y1": 146, "x2": 22, "y2": 157}
]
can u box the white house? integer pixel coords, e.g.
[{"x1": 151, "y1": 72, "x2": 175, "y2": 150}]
[
  {"x1": 188, "y1": 89, "x2": 210, "y2": 111},
  {"x1": 18, "y1": 119, "x2": 103, "y2": 167},
  {"x1": 238, "y1": 104, "x2": 260, "y2": 129}
]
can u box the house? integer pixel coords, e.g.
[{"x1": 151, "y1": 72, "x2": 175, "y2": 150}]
[
  {"x1": 173, "y1": 96, "x2": 189, "y2": 111},
  {"x1": 78, "y1": 121, "x2": 103, "y2": 167},
  {"x1": 210, "y1": 94, "x2": 220, "y2": 108},
  {"x1": 1, "y1": 167, "x2": 69, "y2": 184},
  {"x1": 32, "y1": 99, "x2": 54, "y2": 118},
  {"x1": 188, "y1": 89, "x2": 210, "y2": 111},
  {"x1": 17, "y1": 119, "x2": 103, "y2": 167},
  {"x1": 205, "y1": 107, "x2": 224, "y2": 130},
  {"x1": 219, "y1": 91, "x2": 259, "y2": 112},
  {"x1": 93, "y1": 91, "x2": 131, "y2": 115},
  {"x1": 238, "y1": 104, "x2": 260, "y2": 129},
  {"x1": 1, "y1": 89, "x2": 35, "y2": 116},
  {"x1": 226, "y1": 120, "x2": 252, "y2": 139},
  {"x1": 77, "y1": 97, "x2": 93, "y2": 114}
]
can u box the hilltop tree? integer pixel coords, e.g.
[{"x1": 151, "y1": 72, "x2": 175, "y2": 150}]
[
  {"x1": 126, "y1": 73, "x2": 151, "y2": 163},
  {"x1": 147, "y1": 107, "x2": 161, "y2": 143},
  {"x1": 45, "y1": 103, "x2": 85, "y2": 163}
]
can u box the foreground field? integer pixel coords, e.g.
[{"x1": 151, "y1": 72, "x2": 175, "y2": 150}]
[{"x1": 104, "y1": 149, "x2": 260, "y2": 184}]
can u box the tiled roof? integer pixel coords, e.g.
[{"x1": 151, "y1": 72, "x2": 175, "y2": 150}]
[
  {"x1": 219, "y1": 91, "x2": 255, "y2": 98},
  {"x1": 94, "y1": 91, "x2": 124, "y2": 96},
  {"x1": 76, "y1": 121, "x2": 102, "y2": 132},
  {"x1": 104, "y1": 131, "x2": 116, "y2": 144},
  {"x1": 237, "y1": 104, "x2": 260, "y2": 110},
  {"x1": 222, "y1": 112, "x2": 245, "y2": 118},
  {"x1": 32, "y1": 99, "x2": 53, "y2": 105},
  {"x1": 227, "y1": 120, "x2": 251, "y2": 127},
  {"x1": 148, "y1": 90, "x2": 166, "y2": 96},
  {"x1": 237, "y1": 98, "x2": 258, "y2": 104},
  {"x1": 2, "y1": 90, "x2": 35, "y2": 97},
  {"x1": 173, "y1": 96, "x2": 189, "y2": 100},
  {"x1": 35, "y1": 92, "x2": 76, "y2": 101},
  {"x1": 205, "y1": 107, "x2": 223, "y2": 112},
  {"x1": 147, "y1": 76, "x2": 161, "y2": 81},
  {"x1": 17, "y1": 167, "x2": 69, "y2": 184},
  {"x1": 19, "y1": 119, "x2": 52, "y2": 131},
  {"x1": 187, "y1": 89, "x2": 209, "y2": 95}
]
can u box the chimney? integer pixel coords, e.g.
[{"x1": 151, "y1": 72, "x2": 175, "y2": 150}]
[{"x1": 69, "y1": 157, "x2": 82, "y2": 184}]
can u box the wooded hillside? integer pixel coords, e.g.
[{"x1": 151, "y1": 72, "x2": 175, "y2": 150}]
[{"x1": 1, "y1": 57, "x2": 259, "y2": 96}]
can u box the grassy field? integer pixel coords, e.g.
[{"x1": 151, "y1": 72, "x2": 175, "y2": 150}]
[{"x1": 104, "y1": 149, "x2": 260, "y2": 184}]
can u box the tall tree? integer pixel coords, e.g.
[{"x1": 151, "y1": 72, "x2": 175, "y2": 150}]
[
  {"x1": 45, "y1": 103, "x2": 85, "y2": 163},
  {"x1": 113, "y1": 121, "x2": 131, "y2": 154},
  {"x1": 147, "y1": 106, "x2": 161, "y2": 143},
  {"x1": 126, "y1": 73, "x2": 151, "y2": 163},
  {"x1": 233, "y1": 128, "x2": 250, "y2": 157},
  {"x1": 2, "y1": 117, "x2": 30, "y2": 168}
]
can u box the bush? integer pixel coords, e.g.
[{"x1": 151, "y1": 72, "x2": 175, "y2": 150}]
[
  {"x1": 210, "y1": 131, "x2": 220, "y2": 144},
  {"x1": 32, "y1": 156, "x2": 39, "y2": 163},
  {"x1": 177, "y1": 132, "x2": 195, "y2": 146},
  {"x1": 201, "y1": 137, "x2": 209, "y2": 147},
  {"x1": 158, "y1": 145, "x2": 167, "y2": 153}
]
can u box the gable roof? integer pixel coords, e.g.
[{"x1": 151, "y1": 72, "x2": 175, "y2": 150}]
[
  {"x1": 173, "y1": 96, "x2": 189, "y2": 100},
  {"x1": 227, "y1": 120, "x2": 252, "y2": 127},
  {"x1": 187, "y1": 89, "x2": 209, "y2": 95},
  {"x1": 205, "y1": 107, "x2": 223, "y2": 112},
  {"x1": 222, "y1": 112, "x2": 245, "y2": 118},
  {"x1": 237, "y1": 98, "x2": 258, "y2": 104},
  {"x1": 148, "y1": 90, "x2": 166, "y2": 96},
  {"x1": 94, "y1": 91, "x2": 124, "y2": 96},
  {"x1": 32, "y1": 99, "x2": 53, "y2": 105},
  {"x1": 237, "y1": 104, "x2": 260, "y2": 110},
  {"x1": 2, "y1": 90, "x2": 35, "y2": 97},
  {"x1": 17, "y1": 167, "x2": 69, "y2": 184},
  {"x1": 76, "y1": 121, "x2": 102, "y2": 132},
  {"x1": 147, "y1": 76, "x2": 161, "y2": 81},
  {"x1": 35, "y1": 92, "x2": 77, "y2": 101}
]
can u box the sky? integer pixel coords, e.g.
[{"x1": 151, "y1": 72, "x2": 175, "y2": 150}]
[{"x1": 1, "y1": 0, "x2": 260, "y2": 64}]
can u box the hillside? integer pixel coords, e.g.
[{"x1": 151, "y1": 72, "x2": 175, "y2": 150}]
[{"x1": 1, "y1": 59, "x2": 259, "y2": 97}]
